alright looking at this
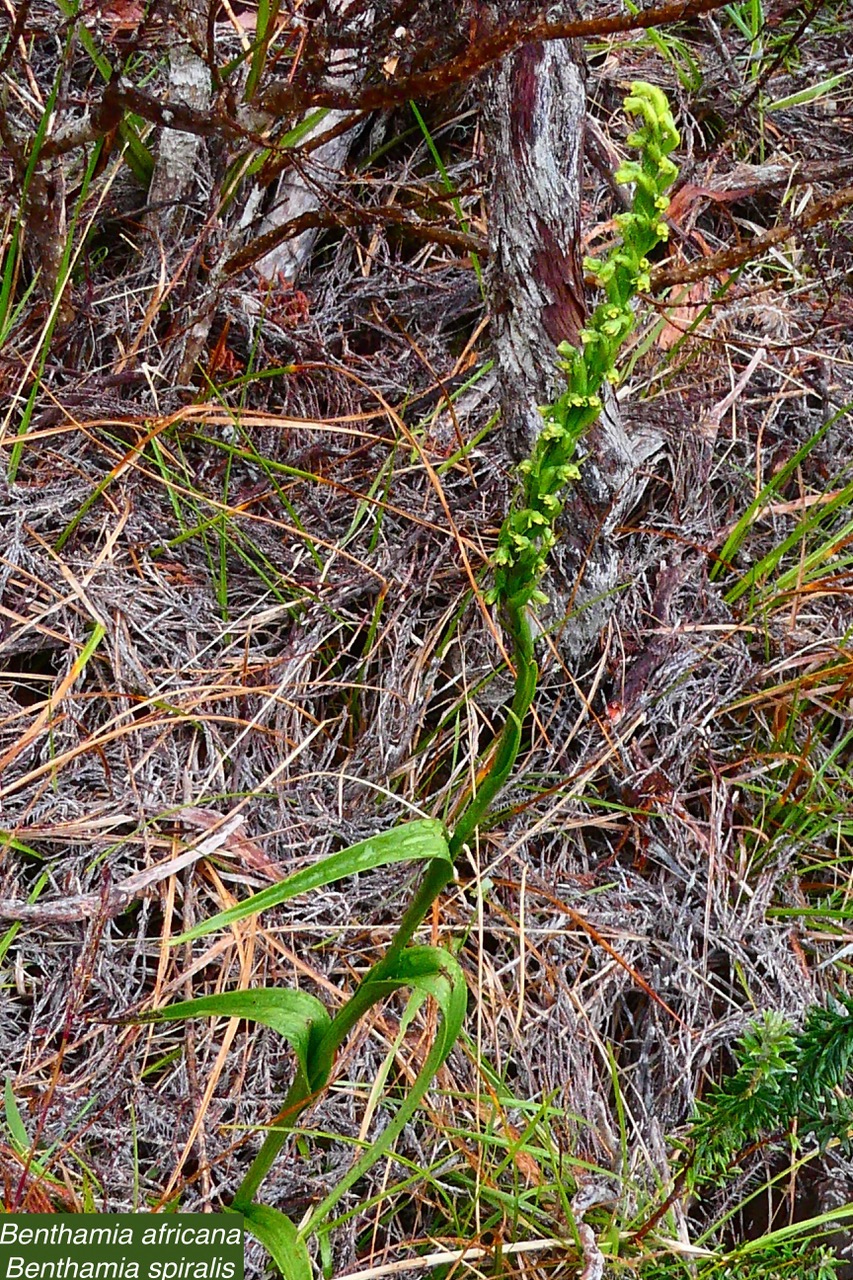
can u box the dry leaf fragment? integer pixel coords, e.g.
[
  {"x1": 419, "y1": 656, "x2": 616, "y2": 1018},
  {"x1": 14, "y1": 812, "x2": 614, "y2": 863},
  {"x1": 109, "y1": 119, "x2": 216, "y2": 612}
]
[
  {"x1": 178, "y1": 807, "x2": 286, "y2": 882},
  {"x1": 658, "y1": 278, "x2": 711, "y2": 350}
]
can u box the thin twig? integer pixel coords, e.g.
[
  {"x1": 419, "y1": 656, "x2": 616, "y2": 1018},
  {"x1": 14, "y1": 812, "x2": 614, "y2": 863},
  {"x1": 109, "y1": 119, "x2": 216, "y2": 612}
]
[{"x1": 649, "y1": 183, "x2": 853, "y2": 291}]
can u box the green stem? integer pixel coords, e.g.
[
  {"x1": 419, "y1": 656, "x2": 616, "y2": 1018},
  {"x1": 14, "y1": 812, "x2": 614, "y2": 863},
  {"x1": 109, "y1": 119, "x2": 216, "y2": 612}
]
[
  {"x1": 232, "y1": 1072, "x2": 314, "y2": 1212},
  {"x1": 232, "y1": 859, "x2": 453, "y2": 1209},
  {"x1": 232, "y1": 605, "x2": 536, "y2": 1211},
  {"x1": 449, "y1": 601, "x2": 536, "y2": 858}
]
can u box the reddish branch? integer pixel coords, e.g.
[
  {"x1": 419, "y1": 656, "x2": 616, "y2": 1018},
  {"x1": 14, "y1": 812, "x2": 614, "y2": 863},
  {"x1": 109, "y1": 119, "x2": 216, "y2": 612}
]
[
  {"x1": 649, "y1": 183, "x2": 853, "y2": 291},
  {"x1": 225, "y1": 173, "x2": 853, "y2": 288},
  {"x1": 259, "y1": 0, "x2": 737, "y2": 116},
  {"x1": 223, "y1": 206, "x2": 485, "y2": 276},
  {"x1": 36, "y1": 0, "x2": 735, "y2": 153}
]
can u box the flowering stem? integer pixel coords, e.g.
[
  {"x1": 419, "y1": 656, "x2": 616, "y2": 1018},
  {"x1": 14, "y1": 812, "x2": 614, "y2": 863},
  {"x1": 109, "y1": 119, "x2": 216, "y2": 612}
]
[
  {"x1": 454, "y1": 83, "x2": 680, "y2": 852},
  {"x1": 233, "y1": 83, "x2": 680, "y2": 1216},
  {"x1": 327, "y1": 79, "x2": 680, "y2": 1048}
]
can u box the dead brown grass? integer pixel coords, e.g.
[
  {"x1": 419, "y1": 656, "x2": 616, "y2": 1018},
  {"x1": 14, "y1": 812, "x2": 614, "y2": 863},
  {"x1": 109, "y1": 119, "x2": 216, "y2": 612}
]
[{"x1": 1, "y1": 2, "x2": 853, "y2": 1275}]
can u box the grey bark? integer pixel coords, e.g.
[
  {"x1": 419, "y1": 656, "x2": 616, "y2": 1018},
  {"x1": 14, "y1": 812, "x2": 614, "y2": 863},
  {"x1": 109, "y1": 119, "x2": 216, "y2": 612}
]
[
  {"x1": 245, "y1": 1, "x2": 373, "y2": 287},
  {"x1": 248, "y1": 111, "x2": 363, "y2": 286},
  {"x1": 147, "y1": 0, "x2": 211, "y2": 240},
  {"x1": 484, "y1": 39, "x2": 663, "y2": 660},
  {"x1": 140, "y1": 0, "x2": 212, "y2": 383},
  {"x1": 485, "y1": 40, "x2": 587, "y2": 457}
]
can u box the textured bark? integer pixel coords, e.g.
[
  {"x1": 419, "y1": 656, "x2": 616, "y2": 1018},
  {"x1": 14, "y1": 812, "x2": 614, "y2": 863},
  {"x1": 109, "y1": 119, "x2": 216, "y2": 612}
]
[
  {"x1": 484, "y1": 39, "x2": 587, "y2": 459},
  {"x1": 24, "y1": 161, "x2": 72, "y2": 327},
  {"x1": 250, "y1": 111, "x2": 363, "y2": 285},
  {"x1": 248, "y1": 1, "x2": 372, "y2": 286},
  {"x1": 141, "y1": 0, "x2": 212, "y2": 383},
  {"x1": 147, "y1": 0, "x2": 211, "y2": 239},
  {"x1": 484, "y1": 38, "x2": 663, "y2": 659}
]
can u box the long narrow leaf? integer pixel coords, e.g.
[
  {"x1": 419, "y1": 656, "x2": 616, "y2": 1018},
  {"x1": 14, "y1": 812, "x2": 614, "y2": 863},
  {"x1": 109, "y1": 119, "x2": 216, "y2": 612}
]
[
  {"x1": 4, "y1": 1076, "x2": 30, "y2": 1152},
  {"x1": 304, "y1": 944, "x2": 467, "y2": 1232},
  {"x1": 173, "y1": 818, "x2": 450, "y2": 944},
  {"x1": 711, "y1": 408, "x2": 847, "y2": 584},
  {"x1": 725, "y1": 486, "x2": 853, "y2": 605},
  {"x1": 242, "y1": 1205, "x2": 313, "y2": 1280}
]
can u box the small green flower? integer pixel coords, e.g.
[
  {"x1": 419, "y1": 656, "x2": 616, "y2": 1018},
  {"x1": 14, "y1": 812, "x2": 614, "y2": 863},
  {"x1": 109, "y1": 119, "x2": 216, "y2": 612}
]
[
  {"x1": 615, "y1": 162, "x2": 641, "y2": 186},
  {"x1": 540, "y1": 422, "x2": 564, "y2": 441}
]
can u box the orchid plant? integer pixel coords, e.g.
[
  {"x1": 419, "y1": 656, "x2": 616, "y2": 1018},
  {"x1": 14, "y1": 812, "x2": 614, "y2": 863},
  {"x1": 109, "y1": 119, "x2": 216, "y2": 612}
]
[
  {"x1": 137, "y1": 82, "x2": 680, "y2": 1279},
  {"x1": 492, "y1": 81, "x2": 679, "y2": 614}
]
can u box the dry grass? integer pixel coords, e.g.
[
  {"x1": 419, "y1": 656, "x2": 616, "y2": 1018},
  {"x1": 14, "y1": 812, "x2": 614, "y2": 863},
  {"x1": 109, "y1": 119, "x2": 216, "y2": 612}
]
[{"x1": 2, "y1": 2, "x2": 853, "y2": 1277}]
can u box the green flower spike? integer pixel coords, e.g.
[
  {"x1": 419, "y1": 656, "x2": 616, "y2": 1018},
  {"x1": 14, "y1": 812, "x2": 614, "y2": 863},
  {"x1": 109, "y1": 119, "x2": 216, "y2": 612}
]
[{"x1": 492, "y1": 82, "x2": 680, "y2": 616}]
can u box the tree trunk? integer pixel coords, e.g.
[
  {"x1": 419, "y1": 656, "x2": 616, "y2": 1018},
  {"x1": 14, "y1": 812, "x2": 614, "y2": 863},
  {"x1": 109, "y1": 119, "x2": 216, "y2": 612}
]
[
  {"x1": 483, "y1": 37, "x2": 663, "y2": 660},
  {"x1": 247, "y1": 1, "x2": 373, "y2": 286},
  {"x1": 147, "y1": 0, "x2": 211, "y2": 240}
]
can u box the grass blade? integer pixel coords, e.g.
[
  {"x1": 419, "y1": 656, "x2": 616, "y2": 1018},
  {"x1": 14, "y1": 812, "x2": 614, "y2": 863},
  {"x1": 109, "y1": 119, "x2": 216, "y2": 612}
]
[
  {"x1": 711, "y1": 406, "x2": 848, "y2": 584},
  {"x1": 4, "y1": 1076, "x2": 30, "y2": 1152}
]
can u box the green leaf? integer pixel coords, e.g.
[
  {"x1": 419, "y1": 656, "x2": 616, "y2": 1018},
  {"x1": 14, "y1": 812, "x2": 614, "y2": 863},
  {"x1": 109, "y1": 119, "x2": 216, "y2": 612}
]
[
  {"x1": 173, "y1": 818, "x2": 451, "y2": 944},
  {"x1": 767, "y1": 71, "x2": 852, "y2": 112},
  {"x1": 4, "y1": 1076, "x2": 30, "y2": 1152},
  {"x1": 242, "y1": 1204, "x2": 313, "y2": 1280},
  {"x1": 134, "y1": 988, "x2": 331, "y2": 1086},
  {"x1": 304, "y1": 944, "x2": 467, "y2": 1232}
]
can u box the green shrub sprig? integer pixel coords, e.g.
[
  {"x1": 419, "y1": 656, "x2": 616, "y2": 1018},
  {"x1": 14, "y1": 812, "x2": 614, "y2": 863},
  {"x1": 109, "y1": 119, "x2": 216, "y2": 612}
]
[{"x1": 688, "y1": 997, "x2": 853, "y2": 1188}]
